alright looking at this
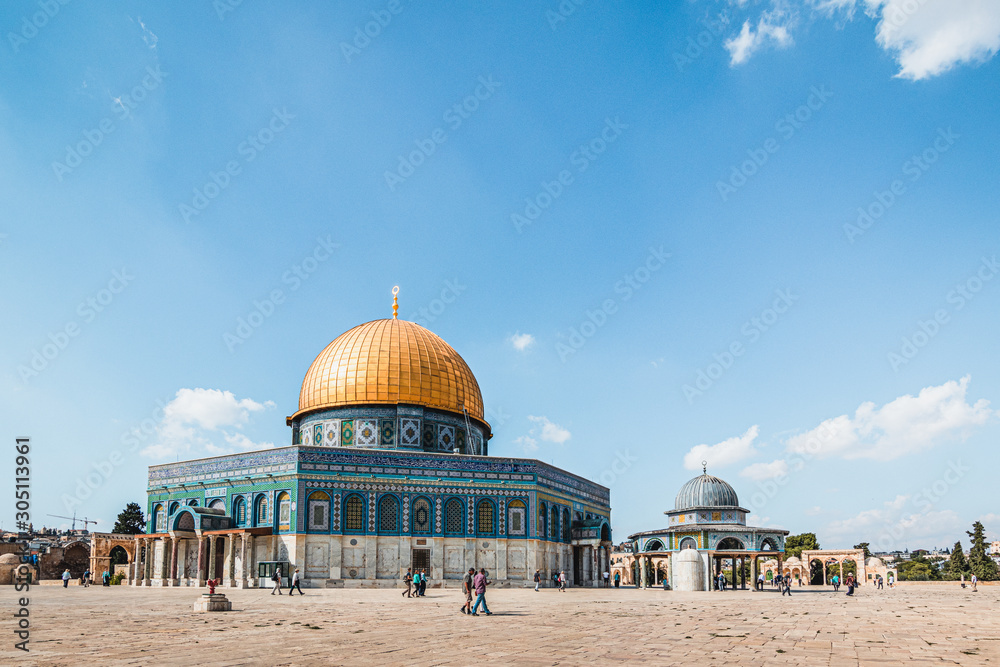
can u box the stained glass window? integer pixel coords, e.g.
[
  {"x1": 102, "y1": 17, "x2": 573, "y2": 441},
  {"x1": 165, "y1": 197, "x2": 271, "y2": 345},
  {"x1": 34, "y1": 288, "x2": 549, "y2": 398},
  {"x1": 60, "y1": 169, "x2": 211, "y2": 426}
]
[
  {"x1": 508, "y1": 500, "x2": 526, "y2": 536},
  {"x1": 256, "y1": 497, "x2": 269, "y2": 526},
  {"x1": 413, "y1": 497, "x2": 431, "y2": 534},
  {"x1": 476, "y1": 500, "x2": 495, "y2": 534},
  {"x1": 444, "y1": 498, "x2": 464, "y2": 535},
  {"x1": 345, "y1": 495, "x2": 364, "y2": 532},
  {"x1": 378, "y1": 495, "x2": 398, "y2": 532}
]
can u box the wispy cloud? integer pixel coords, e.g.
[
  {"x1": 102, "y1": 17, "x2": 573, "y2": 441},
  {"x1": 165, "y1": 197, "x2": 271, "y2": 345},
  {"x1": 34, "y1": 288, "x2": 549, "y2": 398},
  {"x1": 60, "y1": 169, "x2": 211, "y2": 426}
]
[
  {"x1": 683, "y1": 425, "x2": 760, "y2": 470},
  {"x1": 515, "y1": 415, "x2": 571, "y2": 453},
  {"x1": 508, "y1": 331, "x2": 535, "y2": 351}
]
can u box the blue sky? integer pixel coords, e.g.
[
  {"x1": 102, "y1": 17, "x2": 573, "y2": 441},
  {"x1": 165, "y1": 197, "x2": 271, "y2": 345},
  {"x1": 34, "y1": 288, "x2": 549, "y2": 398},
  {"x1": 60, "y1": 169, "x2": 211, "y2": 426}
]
[{"x1": 2, "y1": 0, "x2": 999, "y2": 551}]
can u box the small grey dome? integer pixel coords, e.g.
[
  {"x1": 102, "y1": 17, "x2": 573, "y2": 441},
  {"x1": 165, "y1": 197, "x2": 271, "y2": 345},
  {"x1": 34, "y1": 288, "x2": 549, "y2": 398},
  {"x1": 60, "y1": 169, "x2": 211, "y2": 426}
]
[{"x1": 674, "y1": 473, "x2": 739, "y2": 510}]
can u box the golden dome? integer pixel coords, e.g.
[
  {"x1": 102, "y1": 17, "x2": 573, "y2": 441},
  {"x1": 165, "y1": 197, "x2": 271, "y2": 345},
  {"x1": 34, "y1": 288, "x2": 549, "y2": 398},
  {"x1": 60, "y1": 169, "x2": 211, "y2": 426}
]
[{"x1": 292, "y1": 318, "x2": 486, "y2": 427}]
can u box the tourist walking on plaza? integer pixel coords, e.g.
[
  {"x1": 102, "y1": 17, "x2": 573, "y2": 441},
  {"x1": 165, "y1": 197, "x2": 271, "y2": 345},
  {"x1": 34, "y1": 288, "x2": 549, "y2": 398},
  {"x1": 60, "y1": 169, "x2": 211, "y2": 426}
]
[
  {"x1": 756, "y1": 573, "x2": 764, "y2": 591},
  {"x1": 83, "y1": 569, "x2": 91, "y2": 587},
  {"x1": 102, "y1": 570, "x2": 110, "y2": 586},
  {"x1": 461, "y1": 568, "x2": 474, "y2": 614},
  {"x1": 559, "y1": 570, "x2": 567, "y2": 592},
  {"x1": 877, "y1": 575, "x2": 883, "y2": 590},
  {"x1": 62, "y1": 569, "x2": 70, "y2": 588},
  {"x1": 614, "y1": 571, "x2": 620, "y2": 588},
  {"x1": 270, "y1": 568, "x2": 283, "y2": 595},
  {"x1": 603, "y1": 570, "x2": 610, "y2": 587},
  {"x1": 420, "y1": 569, "x2": 428, "y2": 596},
  {"x1": 846, "y1": 575, "x2": 855, "y2": 596},
  {"x1": 971, "y1": 574, "x2": 978, "y2": 592},
  {"x1": 534, "y1": 570, "x2": 541, "y2": 592},
  {"x1": 887, "y1": 574, "x2": 894, "y2": 589},
  {"x1": 402, "y1": 568, "x2": 413, "y2": 598},
  {"x1": 471, "y1": 568, "x2": 492, "y2": 616},
  {"x1": 832, "y1": 574, "x2": 839, "y2": 592},
  {"x1": 717, "y1": 572, "x2": 726, "y2": 592},
  {"x1": 289, "y1": 569, "x2": 303, "y2": 596},
  {"x1": 781, "y1": 576, "x2": 792, "y2": 596}
]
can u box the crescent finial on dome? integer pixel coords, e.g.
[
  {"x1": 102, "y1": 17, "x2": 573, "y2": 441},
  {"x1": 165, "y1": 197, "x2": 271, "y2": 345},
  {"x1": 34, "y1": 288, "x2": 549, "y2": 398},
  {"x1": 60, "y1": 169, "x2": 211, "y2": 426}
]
[{"x1": 392, "y1": 285, "x2": 399, "y2": 319}]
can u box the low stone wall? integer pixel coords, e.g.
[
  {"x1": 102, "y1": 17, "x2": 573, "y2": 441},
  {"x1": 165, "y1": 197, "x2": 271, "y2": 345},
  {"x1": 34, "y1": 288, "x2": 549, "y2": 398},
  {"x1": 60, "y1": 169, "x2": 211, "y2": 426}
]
[{"x1": 894, "y1": 579, "x2": 998, "y2": 586}]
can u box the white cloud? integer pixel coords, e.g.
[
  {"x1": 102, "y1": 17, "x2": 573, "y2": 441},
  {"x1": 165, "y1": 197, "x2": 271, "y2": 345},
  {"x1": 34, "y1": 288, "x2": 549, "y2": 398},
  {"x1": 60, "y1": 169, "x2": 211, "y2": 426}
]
[
  {"x1": 740, "y1": 458, "x2": 789, "y2": 481},
  {"x1": 684, "y1": 425, "x2": 760, "y2": 470},
  {"x1": 733, "y1": 0, "x2": 1000, "y2": 79},
  {"x1": 863, "y1": 0, "x2": 1000, "y2": 79},
  {"x1": 725, "y1": 7, "x2": 796, "y2": 65},
  {"x1": 528, "y1": 415, "x2": 571, "y2": 443},
  {"x1": 141, "y1": 388, "x2": 275, "y2": 459},
  {"x1": 508, "y1": 331, "x2": 535, "y2": 352},
  {"x1": 135, "y1": 16, "x2": 158, "y2": 50},
  {"x1": 805, "y1": 506, "x2": 823, "y2": 516},
  {"x1": 785, "y1": 376, "x2": 992, "y2": 461},
  {"x1": 825, "y1": 494, "x2": 963, "y2": 549},
  {"x1": 515, "y1": 415, "x2": 571, "y2": 453}
]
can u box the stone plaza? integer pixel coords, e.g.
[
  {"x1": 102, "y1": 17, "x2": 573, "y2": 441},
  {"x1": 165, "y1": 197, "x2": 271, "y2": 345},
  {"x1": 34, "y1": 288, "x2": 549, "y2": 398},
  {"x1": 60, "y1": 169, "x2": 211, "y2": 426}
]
[{"x1": 6, "y1": 582, "x2": 997, "y2": 665}]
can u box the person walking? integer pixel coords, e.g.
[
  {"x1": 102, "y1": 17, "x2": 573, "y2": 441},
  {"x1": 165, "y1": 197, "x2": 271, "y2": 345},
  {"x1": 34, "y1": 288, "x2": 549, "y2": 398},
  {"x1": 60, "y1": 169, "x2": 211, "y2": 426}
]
[
  {"x1": 533, "y1": 570, "x2": 541, "y2": 592},
  {"x1": 846, "y1": 575, "x2": 855, "y2": 597},
  {"x1": 461, "y1": 567, "x2": 475, "y2": 614},
  {"x1": 62, "y1": 569, "x2": 71, "y2": 588},
  {"x1": 289, "y1": 569, "x2": 304, "y2": 596},
  {"x1": 270, "y1": 568, "x2": 283, "y2": 595},
  {"x1": 558, "y1": 570, "x2": 567, "y2": 592},
  {"x1": 614, "y1": 571, "x2": 621, "y2": 588},
  {"x1": 420, "y1": 569, "x2": 428, "y2": 596},
  {"x1": 832, "y1": 574, "x2": 839, "y2": 592},
  {"x1": 887, "y1": 574, "x2": 894, "y2": 589},
  {"x1": 603, "y1": 570, "x2": 610, "y2": 588},
  {"x1": 83, "y1": 569, "x2": 91, "y2": 587},
  {"x1": 471, "y1": 568, "x2": 492, "y2": 616},
  {"x1": 971, "y1": 573, "x2": 978, "y2": 592},
  {"x1": 877, "y1": 575, "x2": 884, "y2": 590},
  {"x1": 402, "y1": 568, "x2": 413, "y2": 598},
  {"x1": 102, "y1": 570, "x2": 110, "y2": 586},
  {"x1": 781, "y1": 576, "x2": 792, "y2": 596}
]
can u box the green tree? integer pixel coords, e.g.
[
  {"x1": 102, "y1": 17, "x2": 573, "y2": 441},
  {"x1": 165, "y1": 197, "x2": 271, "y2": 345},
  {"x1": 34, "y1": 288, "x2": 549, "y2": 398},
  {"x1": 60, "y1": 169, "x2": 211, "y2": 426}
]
[
  {"x1": 946, "y1": 540, "x2": 970, "y2": 580},
  {"x1": 966, "y1": 521, "x2": 999, "y2": 581},
  {"x1": 112, "y1": 502, "x2": 146, "y2": 535},
  {"x1": 854, "y1": 542, "x2": 871, "y2": 560},
  {"x1": 785, "y1": 533, "x2": 819, "y2": 559}
]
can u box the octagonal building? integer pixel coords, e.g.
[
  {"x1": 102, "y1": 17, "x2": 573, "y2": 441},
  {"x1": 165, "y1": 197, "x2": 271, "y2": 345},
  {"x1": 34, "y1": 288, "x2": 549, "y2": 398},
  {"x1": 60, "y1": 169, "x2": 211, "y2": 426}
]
[{"x1": 134, "y1": 299, "x2": 611, "y2": 589}]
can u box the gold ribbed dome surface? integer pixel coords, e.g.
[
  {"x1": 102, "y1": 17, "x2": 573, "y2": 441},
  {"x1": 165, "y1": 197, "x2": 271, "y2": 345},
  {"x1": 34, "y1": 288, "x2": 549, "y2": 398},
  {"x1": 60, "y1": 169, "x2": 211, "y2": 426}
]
[{"x1": 295, "y1": 318, "x2": 485, "y2": 423}]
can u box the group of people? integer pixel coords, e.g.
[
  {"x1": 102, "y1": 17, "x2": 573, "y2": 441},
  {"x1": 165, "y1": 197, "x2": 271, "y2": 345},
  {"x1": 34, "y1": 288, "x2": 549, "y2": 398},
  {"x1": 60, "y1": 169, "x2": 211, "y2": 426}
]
[
  {"x1": 401, "y1": 568, "x2": 429, "y2": 598},
  {"x1": 269, "y1": 567, "x2": 304, "y2": 595},
  {"x1": 960, "y1": 574, "x2": 979, "y2": 591},
  {"x1": 461, "y1": 568, "x2": 492, "y2": 616},
  {"x1": 67, "y1": 569, "x2": 111, "y2": 587}
]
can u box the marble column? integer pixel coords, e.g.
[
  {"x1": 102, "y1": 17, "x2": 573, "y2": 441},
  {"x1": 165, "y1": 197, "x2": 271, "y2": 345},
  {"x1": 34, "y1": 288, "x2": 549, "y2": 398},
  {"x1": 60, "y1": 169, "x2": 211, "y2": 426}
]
[
  {"x1": 225, "y1": 534, "x2": 236, "y2": 587},
  {"x1": 169, "y1": 538, "x2": 179, "y2": 585},
  {"x1": 208, "y1": 535, "x2": 218, "y2": 583},
  {"x1": 639, "y1": 555, "x2": 647, "y2": 588},
  {"x1": 144, "y1": 538, "x2": 153, "y2": 585},
  {"x1": 195, "y1": 536, "x2": 206, "y2": 586}
]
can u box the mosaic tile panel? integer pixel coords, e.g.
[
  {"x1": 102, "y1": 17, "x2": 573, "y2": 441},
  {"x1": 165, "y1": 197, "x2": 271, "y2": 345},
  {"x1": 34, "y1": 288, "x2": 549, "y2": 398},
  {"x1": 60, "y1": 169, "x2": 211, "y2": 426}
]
[
  {"x1": 379, "y1": 419, "x2": 396, "y2": 448},
  {"x1": 313, "y1": 423, "x2": 324, "y2": 448},
  {"x1": 402, "y1": 495, "x2": 410, "y2": 533},
  {"x1": 456, "y1": 428, "x2": 466, "y2": 452},
  {"x1": 324, "y1": 420, "x2": 340, "y2": 446},
  {"x1": 341, "y1": 420, "x2": 354, "y2": 447},
  {"x1": 422, "y1": 422, "x2": 435, "y2": 448},
  {"x1": 434, "y1": 497, "x2": 442, "y2": 534},
  {"x1": 438, "y1": 425, "x2": 455, "y2": 451},
  {"x1": 399, "y1": 418, "x2": 420, "y2": 447},
  {"x1": 333, "y1": 493, "x2": 341, "y2": 531},
  {"x1": 356, "y1": 419, "x2": 378, "y2": 447}
]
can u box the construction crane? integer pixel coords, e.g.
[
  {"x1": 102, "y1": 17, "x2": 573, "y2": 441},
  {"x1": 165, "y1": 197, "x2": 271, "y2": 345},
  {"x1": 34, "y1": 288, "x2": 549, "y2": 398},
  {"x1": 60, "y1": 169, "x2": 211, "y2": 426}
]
[{"x1": 47, "y1": 513, "x2": 97, "y2": 532}]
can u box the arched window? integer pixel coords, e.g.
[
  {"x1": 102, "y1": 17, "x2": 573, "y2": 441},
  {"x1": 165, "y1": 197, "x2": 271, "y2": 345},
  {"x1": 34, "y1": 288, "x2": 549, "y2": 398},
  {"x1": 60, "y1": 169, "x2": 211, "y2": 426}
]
[
  {"x1": 255, "y1": 496, "x2": 269, "y2": 527},
  {"x1": 507, "y1": 500, "x2": 526, "y2": 536},
  {"x1": 444, "y1": 498, "x2": 464, "y2": 535},
  {"x1": 563, "y1": 508, "x2": 571, "y2": 541},
  {"x1": 276, "y1": 492, "x2": 291, "y2": 532},
  {"x1": 378, "y1": 495, "x2": 399, "y2": 533},
  {"x1": 209, "y1": 499, "x2": 225, "y2": 511},
  {"x1": 234, "y1": 497, "x2": 247, "y2": 527},
  {"x1": 679, "y1": 537, "x2": 697, "y2": 550},
  {"x1": 549, "y1": 506, "x2": 558, "y2": 540},
  {"x1": 538, "y1": 503, "x2": 547, "y2": 539},
  {"x1": 168, "y1": 501, "x2": 179, "y2": 516},
  {"x1": 645, "y1": 539, "x2": 665, "y2": 551},
  {"x1": 476, "y1": 500, "x2": 495, "y2": 535},
  {"x1": 344, "y1": 495, "x2": 364, "y2": 533},
  {"x1": 187, "y1": 499, "x2": 198, "y2": 506},
  {"x1": 154, "y1": 504, "x2": 166, "y2": 532},
  {"x1": 307, "y1": 492, "x2": 329, "y2": 532},
  {"x1": 412, "y1": 497, "x2": 431, "y2": 534},
  {"x1": 717, "y1": 537, "x2": 744, "y2": 550}
]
